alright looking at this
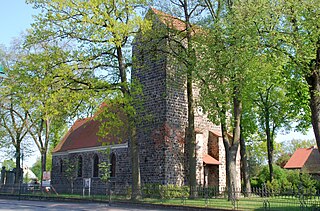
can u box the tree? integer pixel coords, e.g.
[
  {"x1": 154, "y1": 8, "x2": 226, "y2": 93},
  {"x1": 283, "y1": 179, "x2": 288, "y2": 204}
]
[
  {"x1": 26, "y1": 0, "x2": 151, "y2": 199},
  {"x1": 99, "y1": 147, "x2": 111, "y2": 195},
  {"x1": 243, "y1": 54, "x2": 300, "y2": 182},
  {"x1": 31, "y1": 158, "x2": 41, "y2": 180},
  {"x1": 63, "y1": 158, "x2": 77, "y2": 194},
  {"x1": 282, "y1": 139, "x2": 316, "y2": 155},
  {"x1": 10, "y1": 41, "x2": 92, "y2": 186},
  {"x1": 197, "y1": 0, "x2": 260, "y2": 199},
  {"x1": 252, "y1": 0, "x2": 320, "y2": 150},
  {"x1": 0, "y1": 46, "x2": 30, "y2": 184},
  {"x1": 0, "y1": 98, "x2": 29, "y2": 184},
  {"x1": 240, "y1": 130, "x2": 251, "y2": 196},
  {"x1": 1, "y1": 159, "x2": 15, "y2": 170}
]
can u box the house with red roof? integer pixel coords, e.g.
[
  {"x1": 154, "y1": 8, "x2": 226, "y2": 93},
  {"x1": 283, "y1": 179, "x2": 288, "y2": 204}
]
[
  {"x1": 284, "y1": 146, "x2": 320, "y2": 179},
  {"x1": 51, "y1": 7, "x2": 241, "y2": 194}
]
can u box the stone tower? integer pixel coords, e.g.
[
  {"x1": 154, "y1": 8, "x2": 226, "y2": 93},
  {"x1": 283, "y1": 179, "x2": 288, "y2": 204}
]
[
  {"x1": 132, "y1": 8, "x2": 187, "y2": 186},
  {"x1": 132, "y1": 8, "x2": 241, "y2": 190}
]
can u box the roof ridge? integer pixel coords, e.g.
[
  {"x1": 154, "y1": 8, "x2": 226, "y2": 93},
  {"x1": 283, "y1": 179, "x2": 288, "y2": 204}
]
[
  {"x1": 284, "y1": 147, "x2": 314, "y2": 169},
  {"x1": 149, "y1": 7, "x2": 187, "y2": 32}
]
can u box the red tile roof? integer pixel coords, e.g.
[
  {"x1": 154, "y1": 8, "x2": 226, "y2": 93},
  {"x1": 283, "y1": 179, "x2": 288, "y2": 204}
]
[
  {"x1": 284, "y1": 147, "x2": 315, "y2": 169},
  {"x1": 151, "y1": 7, "x2": 187, "y2": 31},
  {"x1": 209, "y1": 130, "x2": 233, "y2": 140},
  {"x1": 150, "y1": 7, "x2": 201, "y2": 35},
  {"x1": 210, "y1": 130, "x2": 222, "y2": 137},
  {"x1": 53, "y1": 118, "x2": 90, "y2": 153},
  {"x1": 203, "y1": 154, "x2": 220, "y2": 165},
  {"x1": 53, "y1": 104, "x2": 127, "y2": 153}
]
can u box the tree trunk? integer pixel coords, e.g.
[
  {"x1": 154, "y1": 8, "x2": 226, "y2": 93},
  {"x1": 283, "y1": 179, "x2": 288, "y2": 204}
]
[
  {"x1": 223, "y1": 138, "x2": 239, "y2": 201},
  {"x1": 41, "y1": 150, "x2": 47, "y2": 173},
  {"x1": 265, "y1": 107, "x2": 274, "y2": 182},
  {"x1": 240, "y1": 133, "x2": 251, "y2": 197},
  {"x1": 117, "y1": 45, "x2": 141, "y2": 200},
  {"x1": 186, "y1": 62, "x2": 197, "y2": 198},
  {"x1": 221, "y1": 115, "x2": 240, "y2": 199},
  {"x1": 222, "y1": 91, "x2": 242, "y2": 200},
  {"x1": 14, "y1": 143, "x2": 21, "y2": 184},
  {"x1": 183, "y1": 0, "x2": 197, "y2": 198},
  {"x1": 130, "y1": 125, "x2": 141, "y2": 200},
  {"x1": 40, "y1": 148, "x2": 47, "y2": 188},
  {"x1": 307, "y1": 45, "x2": 320, "y2": 151}
]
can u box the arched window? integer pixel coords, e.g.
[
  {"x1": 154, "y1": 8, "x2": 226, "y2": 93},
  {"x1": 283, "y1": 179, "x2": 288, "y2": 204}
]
[
  {"x1": 60, "y1": 159, "x2": 63, "y2": 173},
  {"x1": 77, "y1": 156, "x2": 83, "y2": 177},
  {"x1": 93, "y1": 154, "x2": 99, "y2": 177},
  {"x1": 110, "y1": 153, "x2": 116, "y2": 177}
]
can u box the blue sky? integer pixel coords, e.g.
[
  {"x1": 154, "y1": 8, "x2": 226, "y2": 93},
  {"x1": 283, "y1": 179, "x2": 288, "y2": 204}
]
[
  {"x1": 0, "y1": 1, "x2": 38, "y2": 166},
  {"x1": 0, "y1": 1, "x2": 37, "y2": 46}
]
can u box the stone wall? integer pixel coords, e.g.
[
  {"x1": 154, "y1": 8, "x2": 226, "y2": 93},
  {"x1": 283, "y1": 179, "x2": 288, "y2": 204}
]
[
  {"x1": 131, "y1": 32, "x2": 167, "y2": 184},
  {"x1": 52, "y1": 146, "x2": 130, "y2": 194},
  {"x1": 132, "y1": 14, "x2": 242, "y2": 190}
]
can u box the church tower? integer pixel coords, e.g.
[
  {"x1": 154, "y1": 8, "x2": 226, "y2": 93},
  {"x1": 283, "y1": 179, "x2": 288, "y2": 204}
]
[{"x1": 132, "y1": 8, "x2": 241, "y2": 190}]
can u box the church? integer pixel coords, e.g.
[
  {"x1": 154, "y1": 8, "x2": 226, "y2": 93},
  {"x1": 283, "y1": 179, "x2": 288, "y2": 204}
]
[{"x1": 51, "y1": 8, "x2": 241, "y2": 194}]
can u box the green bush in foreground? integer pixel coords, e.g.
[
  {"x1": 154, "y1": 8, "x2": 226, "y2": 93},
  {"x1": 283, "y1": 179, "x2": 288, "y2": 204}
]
[
  {"x1": 142, "y1": 184, "x2": 189, "y2": 199},
  {"x1": 251, "y1": 165, "x2": 317, "y2": 193}
]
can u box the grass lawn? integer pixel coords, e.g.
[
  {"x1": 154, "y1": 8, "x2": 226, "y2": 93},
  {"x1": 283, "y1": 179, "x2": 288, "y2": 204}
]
[
  {"x1": 142, "y1": 196, "x2": 320, "y2": 210},
  {"x1": 3, "y1": 191, "x2": 320, "y2": 211}
]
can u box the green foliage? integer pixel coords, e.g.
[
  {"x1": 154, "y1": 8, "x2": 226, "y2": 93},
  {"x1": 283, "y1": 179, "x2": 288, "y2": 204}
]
[
  {"x1": 31, "y1": 154, "x2": 52, "y2": 180},
  {"x1": 159, "y1": 185, "x2": 189, "y2": 199},
  {"x1": 252, "y1": 165, "x2": 317, "y2": 193},
  {"x1": 63, "y1": 159, "x2": 77, "y2": 183},
  {"x1": 281, "y1": 139, "x2": 316, "y2": 155},
  {"x1": 31, "y1": 159, "x2": 41, "y2": 179},
  {"x1": 142, "y1": 184, "x2": 189, "y2": 199},
  {"x1": 1, "y1": 159, "x2": 15, "y2": 170},
  {"x1": 99, "y1": 147, "x2": 111, "y2": 184},
  {"x1": 275, "y1": 153, "x2": 291, "y2": 168},
  {"x1": 99, "y1": 161, "x2": 111, "y2": 183}
]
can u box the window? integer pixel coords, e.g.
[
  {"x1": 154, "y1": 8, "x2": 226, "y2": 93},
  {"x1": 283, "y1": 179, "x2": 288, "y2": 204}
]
[
  {"x1": 110, "y1": 153, "x2": 116, "y2": 177},
  {"x1": 60, "y1": 159, "x2": 63, "y2": 173},
  {"x1": 93, "y1": 154, "x2": 99, "y2": 177},
  {"x1": 77, "y1": 156, "x2": 83, "y2": 177}
]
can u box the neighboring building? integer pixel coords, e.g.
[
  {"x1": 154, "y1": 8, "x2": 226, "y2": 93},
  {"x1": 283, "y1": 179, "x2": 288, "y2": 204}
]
[
  {"x1": 51, "y1": 8, "x2": 241, "y2": 194},
  {"x1": 284, "y1": 146, "x2": 320, "y2": 179}
]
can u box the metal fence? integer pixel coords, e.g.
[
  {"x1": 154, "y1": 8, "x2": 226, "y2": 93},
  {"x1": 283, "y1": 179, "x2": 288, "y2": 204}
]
[{"x1": 1, "y1": 184, "x2": 320, "y2": 211}]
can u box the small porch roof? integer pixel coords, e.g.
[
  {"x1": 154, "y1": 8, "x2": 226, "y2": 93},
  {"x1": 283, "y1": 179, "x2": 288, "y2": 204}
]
[{"x1": 203, "y1": 154, "x2": 220, "y2": 165}]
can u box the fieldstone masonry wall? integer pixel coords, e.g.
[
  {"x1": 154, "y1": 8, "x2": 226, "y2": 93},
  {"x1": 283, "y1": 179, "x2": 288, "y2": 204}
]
[
  {"x1": 131, "y1": 12, "x2": 241, "y2": 190},
  {"x1": 52, "y1": 146, "x2": 130, "y2": 194}
]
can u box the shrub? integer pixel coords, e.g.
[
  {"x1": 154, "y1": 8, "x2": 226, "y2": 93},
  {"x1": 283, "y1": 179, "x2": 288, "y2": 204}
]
[
  {"x1": 142, "y1": 184, "x2": 189, "y2": 199},
  {"x1": 142, "y1": 184, "x2": 161, "y2": 198},
  {"x1": 252, "y1": 165, "x2": 318, "y2": 193},
  {"x1": 159, "y1": 184, "x2": 189, "y2": 199}
]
